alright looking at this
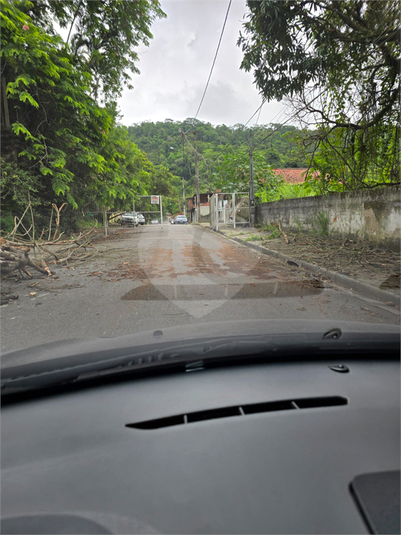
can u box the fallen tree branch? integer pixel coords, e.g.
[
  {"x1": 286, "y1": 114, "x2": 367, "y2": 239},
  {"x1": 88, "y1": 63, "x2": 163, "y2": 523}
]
[
  {"x1": 278, "y1": 219, "x2": 289, "y2": 244},
  {"x1": 1, "y1": 245, "x2": 52, "y2": 277},
  {"x1": 8, "y1": 203, "x2": 31, "y2": 239},
  {"x1": 52, "y1": 203, "x2": 67, "y2": 241}
]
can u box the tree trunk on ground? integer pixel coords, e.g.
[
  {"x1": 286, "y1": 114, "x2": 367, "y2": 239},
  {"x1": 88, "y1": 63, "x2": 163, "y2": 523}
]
[{"x1": 0, "y1": 245, "x2": 51, "y2": 277}]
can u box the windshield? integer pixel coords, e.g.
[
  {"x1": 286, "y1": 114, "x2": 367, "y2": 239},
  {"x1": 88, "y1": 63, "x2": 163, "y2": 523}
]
[{"x1": 1, "y1": 0, "x2": 400, "y2": 369}]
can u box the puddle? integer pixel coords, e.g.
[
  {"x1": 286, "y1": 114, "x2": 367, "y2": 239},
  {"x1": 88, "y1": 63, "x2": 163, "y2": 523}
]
[
  {"x1": 122, "y1": 284, "x2": 168, "y2": 301},
  {"x1": 121, "y1": 282, "x2": 323, "y2": 301}
]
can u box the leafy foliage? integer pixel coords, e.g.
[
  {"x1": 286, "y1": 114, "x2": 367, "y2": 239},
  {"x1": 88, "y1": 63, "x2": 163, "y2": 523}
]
[
  {"x1": 238, "y1": 0, "x2": 400, "y2": 189},
  {"x1": 25, "y1": 0, "x2": 166, "y2": 100},
  {"x1": 1, "y1": 0, "x2": 171, "y2": 231},
  {"x1": 128, "y1": 120, "x2": 314, "y2": 200}
]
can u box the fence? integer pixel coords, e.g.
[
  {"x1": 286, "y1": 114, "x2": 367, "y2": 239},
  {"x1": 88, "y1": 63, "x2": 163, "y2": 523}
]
[
  {"x1": 256, "y1": 185, "x2": 400, "y2": 251},
  {"x1": 210, "y1": 193, "x2": 250, "y2": 231},
  {"x1": 134, "y1": 195, "x2": 163, "y2": 225}
]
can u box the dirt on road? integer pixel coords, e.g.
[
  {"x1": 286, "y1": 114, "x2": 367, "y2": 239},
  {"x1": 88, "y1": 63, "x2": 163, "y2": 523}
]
[
  {"x1": 219, "y1": 226, "x2": 400, "y2": 293},
  {"x1": 1, "y1": 225, "x2": 400, "y2": 307}
]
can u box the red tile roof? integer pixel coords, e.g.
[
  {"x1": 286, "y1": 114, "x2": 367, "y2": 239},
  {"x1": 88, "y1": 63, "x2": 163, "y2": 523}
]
[{"x1": 272, "y1": 168, "x2": 309, "y2": 184}]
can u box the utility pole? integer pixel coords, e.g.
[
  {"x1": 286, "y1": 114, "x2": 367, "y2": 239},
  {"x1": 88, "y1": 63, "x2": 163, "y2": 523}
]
[
  {"x1": 194, "y1": 131, "x2": 200, "y2": 223},
  {"x1": 180, "y1": 129, "x2": 187, "y2": 217},
  {"x1": 249, "y1": 128, "x2": 255, "y2": 227},
  {"x1": 183, "y1": 178, "x2": 186, "y2": 216}
]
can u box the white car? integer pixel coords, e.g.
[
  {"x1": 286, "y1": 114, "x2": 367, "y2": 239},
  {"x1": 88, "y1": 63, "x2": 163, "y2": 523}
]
[
  {"x1": 120, "y1": 212, "x2": 138, "y2": 226},
  {"x1": 137, "y1": 213, "x2": 145, "y2": 225},
  {"x1": 171, "y1": 215, "x2": 188, "y2": 224}
]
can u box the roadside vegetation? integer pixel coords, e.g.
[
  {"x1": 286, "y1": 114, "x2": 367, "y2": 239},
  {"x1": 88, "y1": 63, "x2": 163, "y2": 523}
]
[
  {"x1": 1, "y1": 0, "x2": 399, "y2": 238},
  {"x1": 1, "y1": 0, "x2": 171, "y2": 235},
  {"x1": 239, "y1": 0, "x2": 400, "y2": 193}
]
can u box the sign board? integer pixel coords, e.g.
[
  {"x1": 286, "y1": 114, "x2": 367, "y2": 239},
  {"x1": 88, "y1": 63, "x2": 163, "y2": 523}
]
[{"x1": 151, "y1": 195, "x2": 159, "y2": 205}]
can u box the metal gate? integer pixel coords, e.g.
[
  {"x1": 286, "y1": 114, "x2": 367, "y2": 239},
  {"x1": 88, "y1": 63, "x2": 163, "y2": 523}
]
[
  {"x1": 134, "y1": 195, "x2": 163, "y2": 225},
  {"x1": 210, "y1": 193, "x2": 250, "y2": 231}
]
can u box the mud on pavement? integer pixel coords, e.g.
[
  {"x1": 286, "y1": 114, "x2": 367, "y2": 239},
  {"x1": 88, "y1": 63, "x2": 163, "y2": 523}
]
[
  {"x1": 1, "y1": 225, "x2": 326, "y2": 305},
  {"x1": 221, "y1": 226, "x2": 400, "y2": 294}
]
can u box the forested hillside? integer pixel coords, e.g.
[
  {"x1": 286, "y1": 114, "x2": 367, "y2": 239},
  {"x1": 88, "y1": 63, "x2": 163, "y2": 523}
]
[
  {"x1": 1, "y1": 0, "x2": 398, "y2": 235},
  {"x1": 127, "y1": 119, "x2": 315, "y2": 202}
]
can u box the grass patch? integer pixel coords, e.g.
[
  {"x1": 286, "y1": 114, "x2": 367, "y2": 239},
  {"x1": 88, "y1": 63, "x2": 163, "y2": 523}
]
[
  {"x1": 312, "y1": 211, "x2": 329, "y2": 236},
  {"x1": 243, "y1": 234, "x2": 264, "y2": 242},
  {"x1": 262, "y1": 223, "x2": 278, "y2": 232},
  {"x1": 264, "y1": 228, "x2": 280, "y2": 240},
  {"x1": 295, "y1": 216, "x2": 303, "y2": 233},
  {"x1": 76, "y1": 218, "x2": 102, "y2": 230}
]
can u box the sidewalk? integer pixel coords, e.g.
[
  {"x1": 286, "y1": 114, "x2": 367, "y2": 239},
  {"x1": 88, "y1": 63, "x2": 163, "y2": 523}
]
[{"x1": 199, "y1": 223, "x2": 400, "y2": 306}]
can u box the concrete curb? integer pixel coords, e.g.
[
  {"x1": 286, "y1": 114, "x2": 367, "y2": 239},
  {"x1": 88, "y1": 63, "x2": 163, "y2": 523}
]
[{"x1": 205, "y1": 226, "x2": 399, "y2": 306}]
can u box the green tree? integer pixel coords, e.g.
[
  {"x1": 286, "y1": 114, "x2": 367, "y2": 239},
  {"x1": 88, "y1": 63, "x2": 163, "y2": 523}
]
[
  {"x1": 238, "y1": 0, "x2": 400, "y2": 189},
  {"x1": 1, "y1": 0, "x2": 166, "y2": 231},
  {"x1": 1, "y1": 0, "x2": 106, "y2": 207},
  {"x1": 216, "y1": 147, "x2": 281, "y2": 202},
  {"x1": 25, "y1": 0, "x2": 166, "y2": 100}
]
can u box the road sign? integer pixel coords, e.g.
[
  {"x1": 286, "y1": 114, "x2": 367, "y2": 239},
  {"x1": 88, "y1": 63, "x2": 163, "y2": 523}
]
[{"x1": 151, "y1": 195, "x2": 159, "y2": 205}]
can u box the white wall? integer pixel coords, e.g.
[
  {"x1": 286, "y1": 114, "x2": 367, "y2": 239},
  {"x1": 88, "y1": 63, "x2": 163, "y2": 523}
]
[{"x1": 256, "y1": 186, "x2": 400, "y2": 251}]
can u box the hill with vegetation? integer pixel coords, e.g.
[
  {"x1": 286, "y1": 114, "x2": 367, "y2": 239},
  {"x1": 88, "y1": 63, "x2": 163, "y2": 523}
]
[
  {"x1": 1, "y1": 0, "x2": 398, "y2": 234},
  {"x1": 128, "y1": 119, "x2": 319, "y2": 208}
]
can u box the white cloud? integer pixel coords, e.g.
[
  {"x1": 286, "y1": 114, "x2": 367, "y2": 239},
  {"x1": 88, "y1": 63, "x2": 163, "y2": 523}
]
[{"x1": 118, "y1": 0, "x2": 288, "y2": 127}]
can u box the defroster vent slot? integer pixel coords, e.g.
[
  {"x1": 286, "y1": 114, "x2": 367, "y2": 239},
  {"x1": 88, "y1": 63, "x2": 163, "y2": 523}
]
[{"x1": 126, "y1": 396, "x2": 347, "y2": 430}]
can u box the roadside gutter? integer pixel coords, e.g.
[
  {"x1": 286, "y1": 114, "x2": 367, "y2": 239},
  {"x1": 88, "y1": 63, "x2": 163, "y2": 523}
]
[{"x1": 205, "y1": 226, "x2": 400, "y2": 307}]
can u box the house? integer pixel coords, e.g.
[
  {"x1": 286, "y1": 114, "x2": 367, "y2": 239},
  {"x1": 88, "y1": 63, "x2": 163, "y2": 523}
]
[
  {"x1": 272, "y1": 168, "x2": 319, "y2": 184},
  {"x1": 188, "y1": 193, "x2": 212, "y2": 222},
  {"x1": 272, "y1": 168, "x2": 307, "y2": 184}
]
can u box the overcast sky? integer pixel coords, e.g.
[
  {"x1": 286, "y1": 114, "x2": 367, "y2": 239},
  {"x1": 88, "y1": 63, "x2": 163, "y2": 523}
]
[{"x1": 117, "y1": 0, "x2": 288, "y2": 127}]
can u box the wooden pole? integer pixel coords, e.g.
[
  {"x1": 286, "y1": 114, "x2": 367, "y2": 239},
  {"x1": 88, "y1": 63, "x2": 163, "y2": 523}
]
[
  {"x1": 194, "y1": 131, "x2": 199, "y2": 223},
  {"x1": 249, "y1": 129, "x2": 255, "y2": 227}
]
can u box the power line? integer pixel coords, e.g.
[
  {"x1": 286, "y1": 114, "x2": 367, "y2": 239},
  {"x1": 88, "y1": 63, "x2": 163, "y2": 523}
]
[
  {"x1": 244, "y1": 99, "x2": 266, "y2": 127},
  {"x1": 193, "y1": 0, "x2": 232, "y2": 122},
  {"x1": 255, "y1": 101, "x2": 264, "y2": 125}
]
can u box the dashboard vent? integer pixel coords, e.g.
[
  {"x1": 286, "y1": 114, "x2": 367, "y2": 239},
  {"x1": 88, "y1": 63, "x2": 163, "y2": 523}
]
[{"x1": 126, "y1": 396, "x2": 347, "y2": 430}]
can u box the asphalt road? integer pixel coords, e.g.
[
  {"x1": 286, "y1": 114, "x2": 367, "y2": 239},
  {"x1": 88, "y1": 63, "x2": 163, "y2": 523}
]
[{"x1": 1, "y1": 224, "x2": 399, "y2": 360}]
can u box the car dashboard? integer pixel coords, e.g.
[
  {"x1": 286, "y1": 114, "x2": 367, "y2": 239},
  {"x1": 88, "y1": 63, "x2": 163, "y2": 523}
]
[{"x1": 1, "y1": 355, "x2": 400, "y2": 534}]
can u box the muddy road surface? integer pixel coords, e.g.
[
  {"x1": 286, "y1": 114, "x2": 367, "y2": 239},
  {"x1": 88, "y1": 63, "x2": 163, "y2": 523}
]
[{"x1": 1, "y1": 224, "x2": 399, "y2": 361}]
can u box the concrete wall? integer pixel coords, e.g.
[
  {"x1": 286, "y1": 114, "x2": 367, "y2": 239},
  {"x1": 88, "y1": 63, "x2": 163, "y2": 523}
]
[{"x1": 256, "y1": 186, "x2": 400, "y2": 251}]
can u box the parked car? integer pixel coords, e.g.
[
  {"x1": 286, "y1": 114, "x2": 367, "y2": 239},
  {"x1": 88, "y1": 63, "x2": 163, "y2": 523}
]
[
  {"x1": 150, "y1": 219, "x2": 159, "y2": 224},
  {"x1": 137, "y1": 213, "x2": 145, "y2": 225},
  {"x1": 171, "y1": 215, "x2": 188, "y2": 224},
  {"x1": 120, "y1": 212, "x2": 138, "y2": 226}
]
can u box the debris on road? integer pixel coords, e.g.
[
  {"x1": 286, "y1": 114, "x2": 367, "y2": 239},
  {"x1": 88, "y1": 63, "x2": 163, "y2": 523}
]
[
  {"x1": 278, "y1": 219, "x2": 289, "y2": 244},
  {"x1": 1, "y1": 228, "x2": 100, "y2": 277},
  {"x1": 221, "y1": 226, "x2": 400, "y2": 293},
  {"x1": 0, "y1": 243, "x2": 52, "y2": 278}
]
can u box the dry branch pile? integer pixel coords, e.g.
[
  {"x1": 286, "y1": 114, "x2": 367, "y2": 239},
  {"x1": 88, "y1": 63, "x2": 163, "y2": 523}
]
[
  {"x1": 0, "y1": 229, "x2": 100, "y2": 279},
  {"x1": 260, "y1": 231, "x2": 400, "y2": 288},
  {"x1": 1, "y1": 202, "x2": 102, "y2": 278},
  {"x1": 0, "y1": 243, "x2": 51, "y2": 278}
]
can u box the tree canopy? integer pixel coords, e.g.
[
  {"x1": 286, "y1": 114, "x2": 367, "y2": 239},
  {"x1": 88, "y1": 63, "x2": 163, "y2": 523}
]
[
  {"x1": 128, "y1": 120, "x2": 312, "y2": 190},
  {"x1": 238, "y1": 0, "x2": 400, "y2": 189},
  {"x1": 1, "y1": 0, "x2": 172, "y2": 233},
  {"x1": 25, "y1": 0, "x2": 165, "y2": 100}
]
